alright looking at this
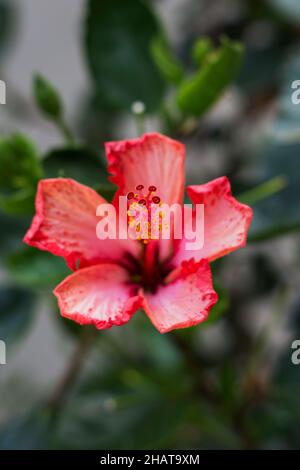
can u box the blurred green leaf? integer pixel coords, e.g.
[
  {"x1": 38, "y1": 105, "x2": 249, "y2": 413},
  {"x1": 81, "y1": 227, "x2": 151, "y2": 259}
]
[
  {"x1": 0, "y1": 286, "x2": 35, "y2": 345},
  {"x1": 192, "y1": 38, "x2": 213, "y2": 67},
  {"x1": 6, "y1": 247, "x2": 69, "y2": 289},
  {"x1": 55, "y1": 393, "x2": 184, "y2": 449},
  {"x1": 85, "y1": 0, "x2": 165, "y2": 112},
  {"x1": 33, "y1": 74, "x2": 62, "y2": 120},
  {"x1": 54, "y1": 364, "x2": 188, "y2": 450},
  {"x1": 57, "y1": 358, "x2": 241, "y2": 448},
  {"x1": 0, "y1": 134, "x2": 42, "y2": 188},
  {"x1": 33, "y1": 74, "x2": 74, "y2": 144},
  {"x1": 0, "y1": 0, "x2": 13, "y2": 58},
  {"x1": 43, "y1": 146, "x2": 107, "y2": 186},
  {"x1": 0, "y1": 213, "x2": 30, "y2": 256},
  {"x1": 60, "y1": 315, "x2": 83, "y2": 338},
  {"x1": 205, "y1": 283, "x2": 230, "y2": 326},
  {"x1": 76, "y1": 94, "x2": 120, "y2": 148},
  {"x1": 249, "y1": 141, "x2": 300, "y2": 240},
  {"x1": 0, "y1": 134, "x2": 42, "y2": 215},
  {"x1": 237, "y1": 48, "x2": 283, "y2": 96},
  {"x1": 95, "y1": 183, "x2": 116, "y2": 201},
  {"x1": 271, "y1": 56, "x2": 300, "y2": 142},
  {"x1": 128, "y1": 312, "x2": 181, "y2": 370},
  {"x1": 0, "y1": 187, "x2": 35, "y2": 215},
  {"x1": 176, "y1": 37, "x2": 244, "y2": 117},
  {"x1": 151, "y1": 36, "x2": 184, "y2": 85},
  {"x1": 273, "y1": 298, "x2": 300, "y2": 387},
  {"x1": 0, "y1": 409, "x2": 52, "y2": 450},
  {"x1": 269, "y1": 0, "x2": 300, "y2": 22},
  {"x1": 248, "y1": 55, "x2": 300, "y2": 241},
  {"x1": 256, "y1": 299, "x2": 300, "y2": 448}
]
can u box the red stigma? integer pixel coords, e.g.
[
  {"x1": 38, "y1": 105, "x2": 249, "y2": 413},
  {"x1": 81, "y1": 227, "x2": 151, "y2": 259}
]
[
  {"x1": 148, "y1": 185, "x2": 157, "y2": 192},
  {"x1": 136, "y1": 184, "x2": 144, "y2": 191},
  {"x1": 127, "y1": 192, "x2": 134, "y2": 200},
  {"x1": 138, "y1": 199, "x2": 147, "y2": 205},
  {"x1": 152, "y1": 196, "x2": 160, "y2": 204}
]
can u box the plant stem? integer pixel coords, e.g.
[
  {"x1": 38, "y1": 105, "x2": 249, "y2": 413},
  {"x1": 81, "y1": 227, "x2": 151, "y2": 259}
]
[{"x1": 47, "y1": 328, "x2": 95, "y2": 415}]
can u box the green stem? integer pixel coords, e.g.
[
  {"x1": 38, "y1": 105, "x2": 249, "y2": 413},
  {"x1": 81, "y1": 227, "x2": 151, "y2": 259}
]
[
  {"x1": 238, "y1": 176, "x2": 287, "y2": 206},
  {"x1": 249, "y1": 220, "x2": 300, "y2": 243},
  {"x1": 134, "y1": 113, "x2": 145, "y2": 136},
  {"x1": 57, "y1": 117, "x2": 75, "y2": 145}
]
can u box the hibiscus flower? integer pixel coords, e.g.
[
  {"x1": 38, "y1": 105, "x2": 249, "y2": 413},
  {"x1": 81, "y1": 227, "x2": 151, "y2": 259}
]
[{"x1": 23, "y1": 133, "x2": 252, "y2": 333}]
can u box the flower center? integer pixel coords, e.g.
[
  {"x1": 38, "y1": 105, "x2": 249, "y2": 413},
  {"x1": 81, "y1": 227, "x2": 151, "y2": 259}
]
[
  {"x1": 124, "y1": 184, "x2": 173, "y2": 292},
  {"x1": 127, "y1": 184, "x2": 162, "y2": 243},
  {"x1": 127, "y1": 184, "x2": 172, "y2": 292},
  {"x1": 123, "y1": 243, "x2": 174, "y2": 294}
]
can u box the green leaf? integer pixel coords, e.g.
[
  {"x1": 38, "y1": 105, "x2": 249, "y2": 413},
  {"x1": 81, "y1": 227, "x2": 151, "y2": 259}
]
[
  {"x1": 0, "y1": 134, "x2": 42, "y2": 215},
  {"x1": 85, "y1": 0, "x2": 165, "y2": 112},
  {"x1": 33, "y1": 74, "x2": 74, "y2": 144},
  {"x1": 95, "y1": 183, "x2": 116, "y2": 202},
  {"x1": 176, "y1": 37, "x2": 244, "y2": 117},
  {"x1": 6, "y1": 247, "x2": 70, "y2": 289},
  {"x1": 192, "y1": 38, "x2": 213, "y2": 67},
  {"x1": 0, "y1": 134, "x2": 42, "y2": 188},
  {"x1": 33, "y1": 74, "x2": 62, "y2": 120},
  {"x1": 43, "y1": 146, "x2": 107, "y2": 186},
  {"x1": 0, "y1": 286, "x2": 35, "y2": 346},
  {"x1": 150, "y1": 36, "x2": 184, "y2": 85},
  {"x1": 0, "y1": 187, "x2": 35, "y2": 215}
]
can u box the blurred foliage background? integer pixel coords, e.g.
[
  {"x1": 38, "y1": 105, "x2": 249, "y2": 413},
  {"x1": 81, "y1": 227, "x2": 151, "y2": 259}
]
[{"x1": 0, "y1": 0, "x2": 300, "y2": 450}]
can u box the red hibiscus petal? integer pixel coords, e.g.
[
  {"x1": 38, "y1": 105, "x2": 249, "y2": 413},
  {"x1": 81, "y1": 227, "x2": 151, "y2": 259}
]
[
  {"x1": 106, "y1": 132, "x2": 185, "y2": 207},
  {"x1": 173, "y1": 176, "x2": 253, "y2": 266},
  {"x1": 54, "y1": 263, "x2": 142, "y2": 329},
  {"x1": 141, "y1": 259, "x2": 218, "y2": 333},
  {"x1": 23, "y1": 178, "x2": 140, "y2": 270}
]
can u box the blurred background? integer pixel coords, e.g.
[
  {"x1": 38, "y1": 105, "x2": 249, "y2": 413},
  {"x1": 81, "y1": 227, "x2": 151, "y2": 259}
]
[{"x1": 0, "y1": 0, "x2": 300, "y2": 450}]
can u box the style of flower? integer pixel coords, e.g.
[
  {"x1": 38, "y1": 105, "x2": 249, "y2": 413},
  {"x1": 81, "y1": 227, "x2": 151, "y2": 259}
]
[{"x1": 23, "y1": 133, "x2": 253, "y2": 333}]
